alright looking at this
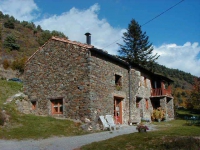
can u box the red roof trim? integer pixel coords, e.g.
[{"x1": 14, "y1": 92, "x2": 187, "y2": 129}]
[{"x1": 51, "y1": 36, "x2": 94, "y2": 49}]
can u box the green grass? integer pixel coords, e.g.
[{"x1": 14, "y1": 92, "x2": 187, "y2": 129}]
[
  {"x1": 0, "y1": 79, "x2": 88, "y2": 140},
  {"x1": 0, "y1": 79, "x2": 23, "y2": 106},
  {"x1": 0, "y1": 114, "x2": 87, "y2": 140},
  {"x1": 176, "y1": 107, "x2": 200, "y2": 119},
  {"x1": 81, "y1": 116, "x2": 200, "y2": 150}
]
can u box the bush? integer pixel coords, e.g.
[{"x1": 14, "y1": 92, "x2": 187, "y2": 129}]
[
  {"x1": 0, "y1": 109, "x2": 5, "y2": 126},
  {"x1": 37, "y1": 30, "x2": 52, "y2": 46},
  {"x1": 3, "y1": 59, "x2": 10, "y2": 69},
  {"x1": 11, "y1": 57, "x2": 27, "y2": 73},
  {"x1": 36, "y1": 25, "x2": 43, "y2": 32},
  {"x1": 51, "y1": 30, "x2": 66, "y2": 38},
  {"x1": 4, "y1": 20, "x2": 15, "y2": 29},
  {"x1": 151, "y1": 107, "x2": 165, "y2": 121},
  {"x1": 3, "y1": 35, "x2": 20, "y2": 50}
]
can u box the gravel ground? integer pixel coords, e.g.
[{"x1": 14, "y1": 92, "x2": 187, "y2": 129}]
[{"x1": 0, "y1": 124, "x2": 156, "y2": 150}]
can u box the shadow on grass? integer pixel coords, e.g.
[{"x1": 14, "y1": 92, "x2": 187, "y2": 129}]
[
  {"x1": 176, "y1": 108, "x2": 200, "y2": 120},
  {"x1": 161, "y1": 136, "x2": 200, "y2": 150}
]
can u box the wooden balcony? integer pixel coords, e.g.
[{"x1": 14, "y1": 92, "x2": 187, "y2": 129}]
[{"x1": 151, "y1": 87, "x2": 172, "y2": 97}]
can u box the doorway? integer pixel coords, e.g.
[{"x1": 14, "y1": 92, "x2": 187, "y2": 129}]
[{"x1": 114, "y1": 97, "x2": 123, "y2": 124}]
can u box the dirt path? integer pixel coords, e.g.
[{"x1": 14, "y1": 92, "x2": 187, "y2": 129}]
[{"x1": 0, "y1": 125, "x2": 155, "y2": 150}]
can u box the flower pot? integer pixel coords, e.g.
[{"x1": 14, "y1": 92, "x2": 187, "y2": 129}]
[{"x1": 139, "y1": 128, "x2": 146, "y2": 133}]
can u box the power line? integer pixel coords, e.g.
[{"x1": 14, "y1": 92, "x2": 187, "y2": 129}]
[
  {"x1": 102, "y1": 0, "x2": 185, "y2": 50},
  {"x1": 141, "y1": 0, "x2": 184, "y2": 26}
]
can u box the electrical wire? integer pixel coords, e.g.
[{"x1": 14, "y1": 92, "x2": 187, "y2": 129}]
[
  {"x1": 141, "y1": 0, "x2": 184, "y2": 26},
  {"x1": 102, "y1": 0, "x2": 185, "y2": 50}
]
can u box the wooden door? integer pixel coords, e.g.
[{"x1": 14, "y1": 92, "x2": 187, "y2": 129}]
[{"x1": 114, "y1": 97, "x2": 123, "y2": 124}]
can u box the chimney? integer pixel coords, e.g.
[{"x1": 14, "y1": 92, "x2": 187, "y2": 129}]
[{"x1": 85, "y1": 32, "x2": 91, "y2": 45}]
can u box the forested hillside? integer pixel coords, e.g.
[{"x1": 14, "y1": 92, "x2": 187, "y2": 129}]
[
  {"x1": 0, "y1": 11, "x2": 198, "y2": 107},
  {"x1": 0, "y1": 11, "x2": 67, "y2": 73},
  {"x1": 152, "y1": 63, "x2": 196, "y2": 89}
]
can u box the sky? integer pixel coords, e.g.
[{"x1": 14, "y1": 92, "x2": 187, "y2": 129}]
[{"x1": 0, "y1": 0, "x2": 199, "y2": 77}]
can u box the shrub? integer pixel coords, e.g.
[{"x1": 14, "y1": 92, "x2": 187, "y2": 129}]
[
  {"x1": 37, "y1": 30, "x2": 52, "y2": 46},
  {"x1": 26, "y1": 22, "x2": 35, "y2": 30},
  {"x1": 3, "y1": 59, "x2": 10, "y2": 69},
  {"x1": 3, "y1": 35, "x2": 20, "y2": 50},
  {"x1": 116, "y1": 85, "x2": 122, "y2": 91},
  {"x1": 4, "y1": 20, "x2": 15, "y2": 29},
  {"x1": 20, "y1": 21, "x2": 28, "y2": 27},
  {"x1": 151, "y1": 107, "x2": 165, "y2": 121},
  {"x1": 51, "y1": 30, "x2": 66, "y2": 38},
  {"x1": 0, "y1": 28, "x2": 2, "y2": 40},
  {"x1": 36, "y1": 25, "x2": 43, "y2": 32},
  {"x1": 0, "y1": 108, "x2": 5, "y2": 126},
  {"x1": 11, "y1": 57, "x2": 27, "y2": 73}
]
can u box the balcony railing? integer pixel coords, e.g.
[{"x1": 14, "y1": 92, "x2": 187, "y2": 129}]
[{"x1": 151, "y1": 87, "x2": 172, "y2": 97}]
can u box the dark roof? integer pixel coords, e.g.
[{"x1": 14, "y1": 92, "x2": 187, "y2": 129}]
[
  {"x1": 91, "y1": 48, "x2": 129, "y2": 67},
  {"x1": 153, "y1": 74, "x2": 174, "y2": 82}
]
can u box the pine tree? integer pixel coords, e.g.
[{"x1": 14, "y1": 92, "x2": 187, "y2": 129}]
[
  {"x1": 190, "y1": 77, "x2": 200, "y2": 109},
  {"x1": 118, "y1": 19, "x2": 159, "y2": 69},
  {"x1": 3, "y1": 35, "x2": 20, "y2": 50}
]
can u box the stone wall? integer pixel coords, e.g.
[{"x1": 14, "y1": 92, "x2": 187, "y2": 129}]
[
  {"x1": 15, "y1": 95, "x2": 32, "y2": 114},
  {"x1": 167, "y1": 97, "x2": 174, "y2": 119},
  {"x1": 88, "y1": 51, "x2": 129, "y2": 125},
  {"x1": 87, "y1": 53, "x2": 154, "y2": 125},
  {"x1": 24, "y1": 39, "x2": 91, "y2": 121},
  {"x1": 130, "y1": 70, "x2": 153, "y2": 122}
]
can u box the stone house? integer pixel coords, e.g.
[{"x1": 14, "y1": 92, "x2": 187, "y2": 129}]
[{"x1": 23, "y1": 33, "x2": 174, "y2": 129}]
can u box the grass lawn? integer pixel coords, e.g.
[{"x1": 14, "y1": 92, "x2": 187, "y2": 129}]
[
  {"x1": 0, "y1": 79, "x2": 88, "y2": 140},
  {"x1": 81, "y1": 112, "x2": 200, "y2": 150}
]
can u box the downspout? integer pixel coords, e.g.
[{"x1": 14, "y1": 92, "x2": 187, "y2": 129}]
[{"x1": 129, "y1": 65, "x2": 132, "y2": 125}]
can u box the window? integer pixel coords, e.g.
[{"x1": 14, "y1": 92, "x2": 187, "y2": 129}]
[
  {"x1": 144, "y1": 77, "x2": 147, "y2": 87},
  {"x1": 146, "y1": 99, "x2": 149, "y2": 109},
  {"x1": 51, "y1": 99, "x2": 63, "y2": 114},
  {"x1": 31, "y1": 101, "x2": 36, "y2": 110},
  {"x1": 115, "y1": 74, "x2": 122, "y2": 88},
  {"x1": 136, "y1": 97, "x2": 142, "y2": 108}
]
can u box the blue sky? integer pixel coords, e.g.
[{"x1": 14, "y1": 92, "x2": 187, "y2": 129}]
[
  {"x1": 35, "y1": 0, "x2": 200, "y2": 46},
  {"x1": 0, "y1": 0, "x2": 199, "y2": 76}
]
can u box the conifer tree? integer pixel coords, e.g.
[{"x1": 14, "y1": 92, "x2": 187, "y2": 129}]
[
  {"x1": 118, "y1": 19, "x2": 159, "y2": 69},
  {"x1": 190, "y1": 77, "x2": 200, "y2": 109}
]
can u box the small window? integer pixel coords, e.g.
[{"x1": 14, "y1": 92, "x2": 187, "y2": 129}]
[
  {"x1": 51, "y1": 99, "x2": 63, "y2": 114},
  {"x1": 146, "y1": 99, "x2": 149, "y2": 109},
  {"x1": 136, "y1": 97, "x2": 142, "y2": 108},
  {"x1": 115, "y1": 74, "x2": 122, "y2": 90},
  {"x1": 144, "y1": 77, "x2": 147, "y2": 87},
  {"x1": 31, "y1": 101, "x2": 36, "y2": 110},
  {"x1": 115, "y1": 74, "x2": 122, "y2": 86}
]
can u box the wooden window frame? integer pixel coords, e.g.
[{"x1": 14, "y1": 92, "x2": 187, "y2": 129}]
[{"x1": 51, "y1": 99, "x2": 63, "y2": 114}]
